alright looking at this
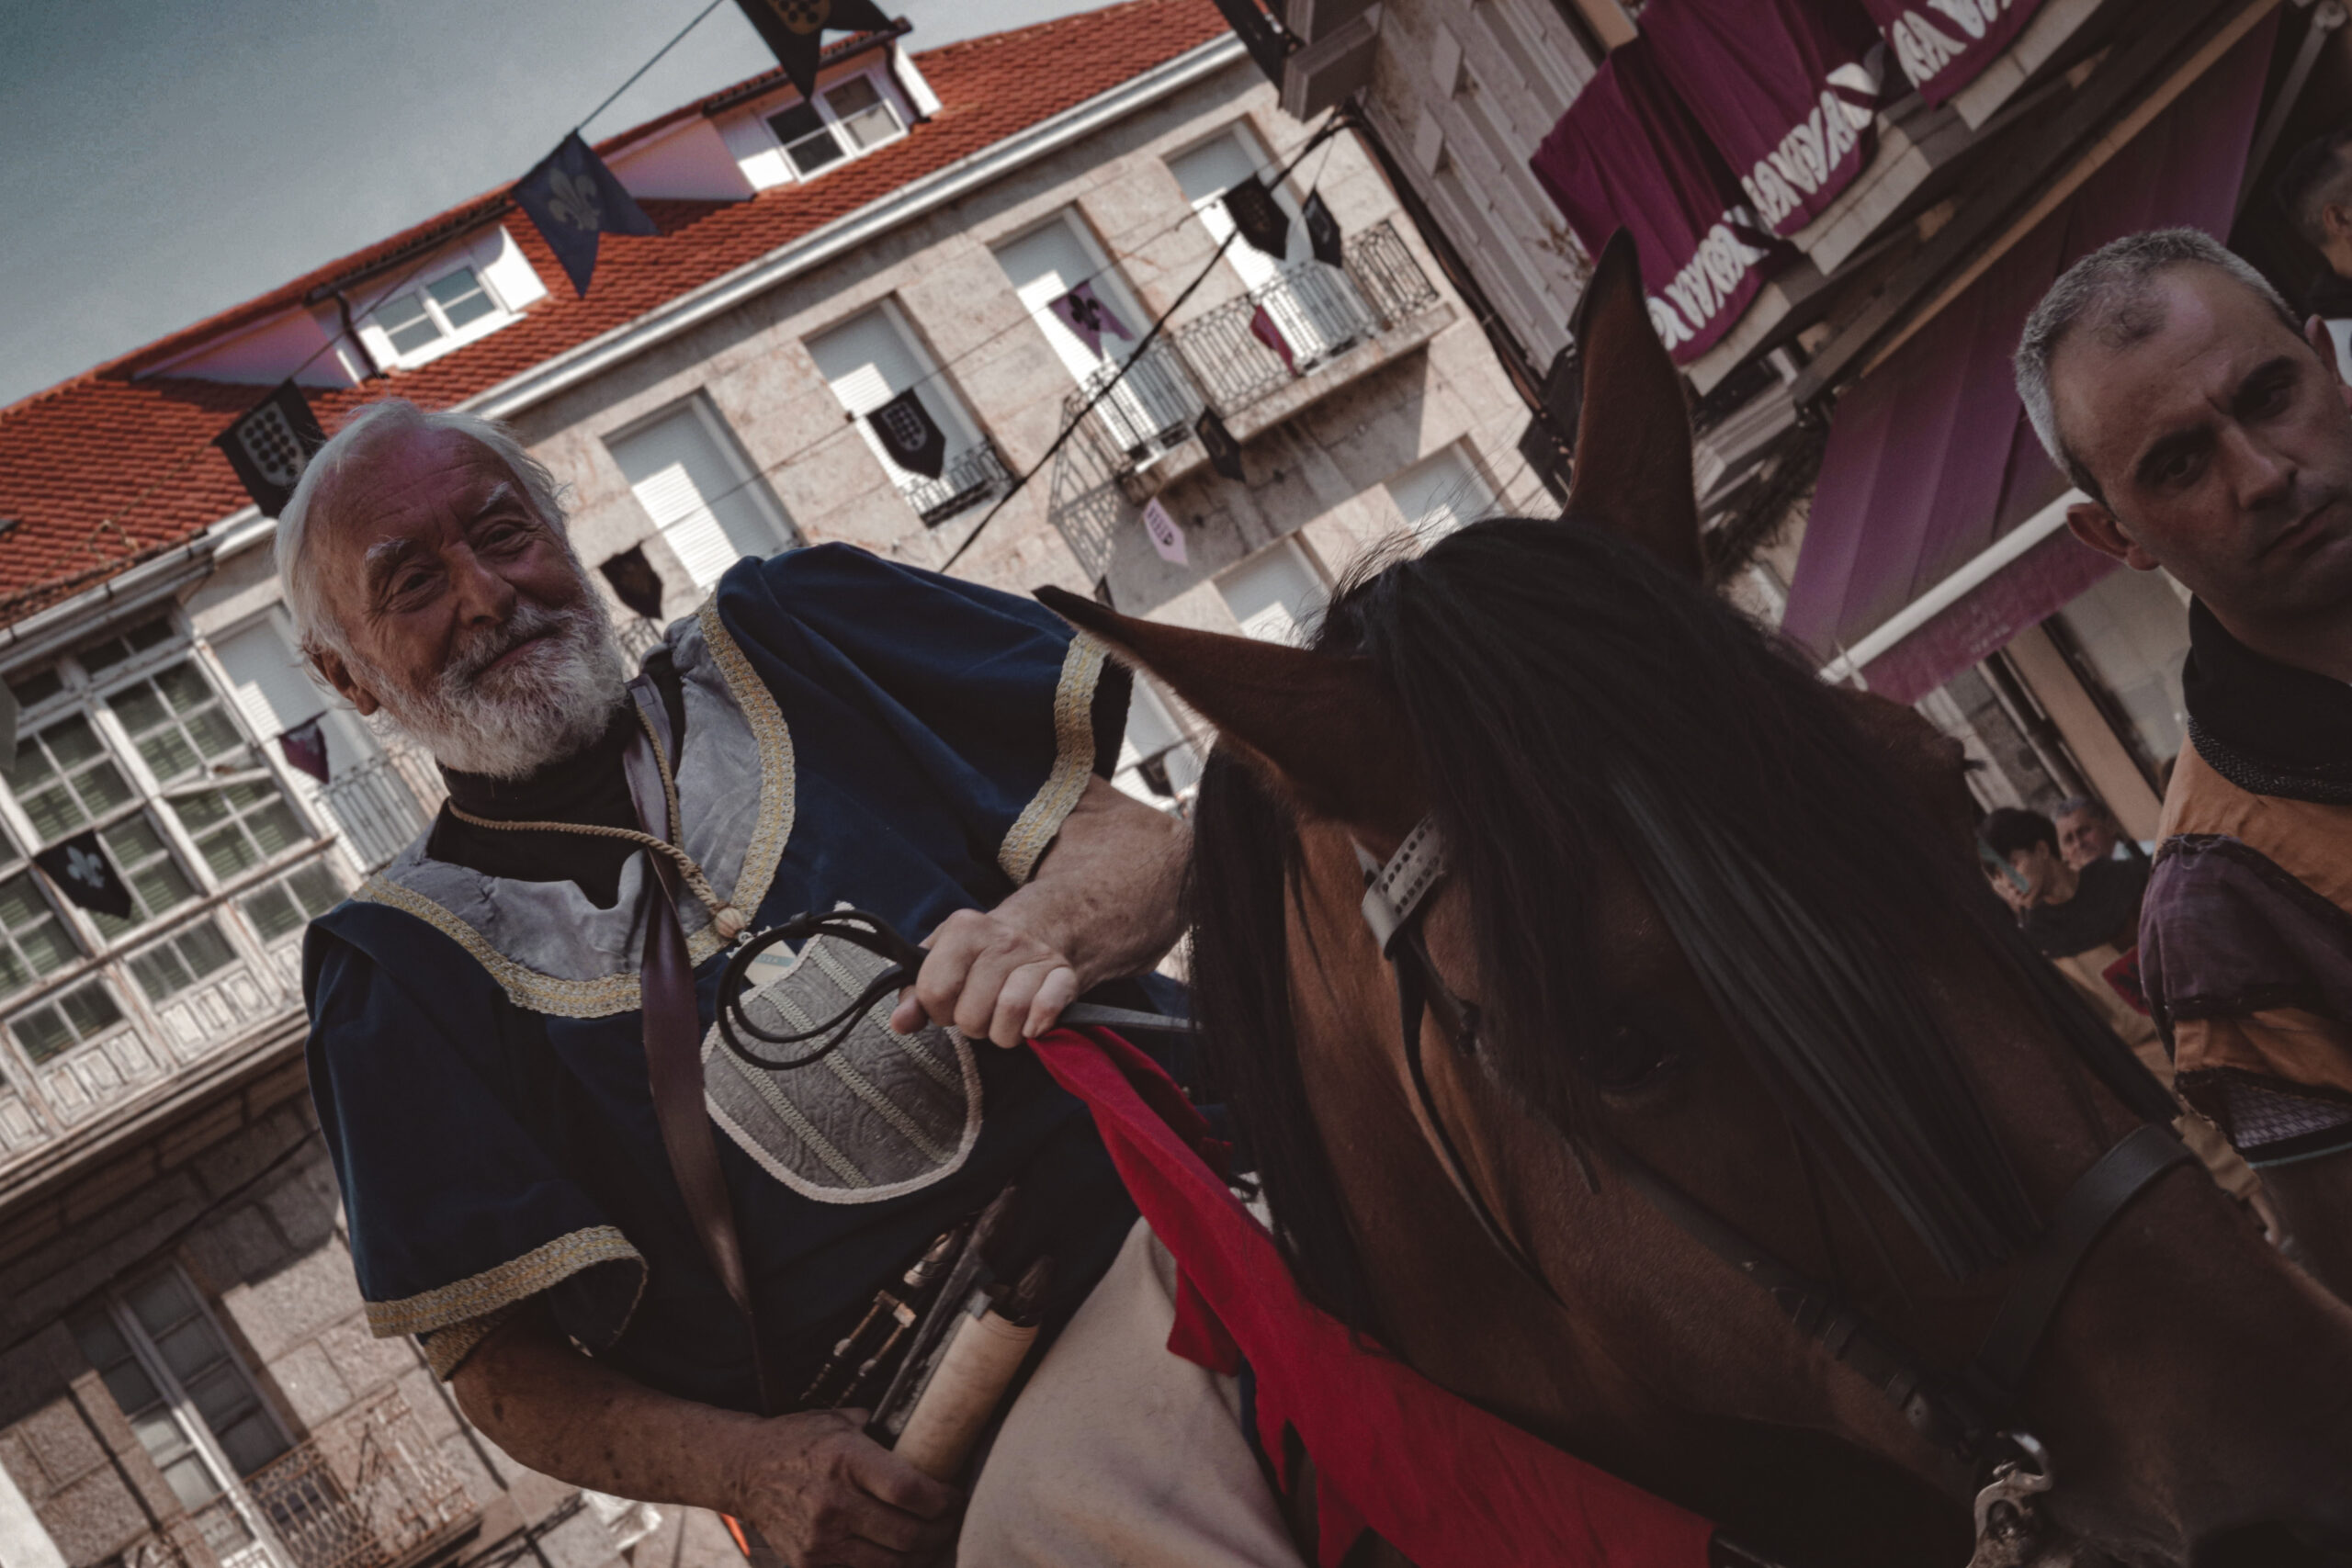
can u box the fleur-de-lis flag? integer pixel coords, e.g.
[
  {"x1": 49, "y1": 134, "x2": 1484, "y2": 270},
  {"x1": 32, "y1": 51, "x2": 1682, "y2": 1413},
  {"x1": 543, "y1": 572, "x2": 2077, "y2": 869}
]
[
  {"x1": 736, "y1": 0, "x2": 898, "y2": 99},
  {"x1": 35, "y1": 830, "x2": 132, "y2": 920},
  {"x1": 215, "y1": 382, "x2": 327, "y2": 518},
  {"x1": 514, "y1": 132, "x2": 659, "y2": 299},
  {"x1": 1046, "y1": 281, "x2": 1132, "y2": 361},
  {"x1": 867, "y1": 389, "x2": 947, "y2": 480}
]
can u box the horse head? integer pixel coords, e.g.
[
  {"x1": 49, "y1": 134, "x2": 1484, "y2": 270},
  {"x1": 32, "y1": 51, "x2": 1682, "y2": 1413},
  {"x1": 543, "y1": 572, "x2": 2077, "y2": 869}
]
[{"x1": 1037, "y1": 234, "x2": 2352, "y2": 1567}]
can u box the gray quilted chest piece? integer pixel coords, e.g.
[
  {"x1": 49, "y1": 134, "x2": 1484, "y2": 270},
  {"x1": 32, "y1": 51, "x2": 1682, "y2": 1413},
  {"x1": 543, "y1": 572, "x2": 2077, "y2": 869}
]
[{"x1": 701, "y1": 915, "x2": 982, "y2": 1204}]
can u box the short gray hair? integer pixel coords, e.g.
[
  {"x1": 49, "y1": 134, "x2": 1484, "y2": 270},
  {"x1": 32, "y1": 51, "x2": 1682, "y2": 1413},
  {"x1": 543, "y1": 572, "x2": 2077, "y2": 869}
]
[
  {"x1": 2014, "y1": 228, "x2": 2298, "y2": 501},
  {"x1": 2052, "y1": 795, "x2": 2104, "y2": 820},
  {"x1": 276, "y1": 399, "x2": 568, "y2": 659}
]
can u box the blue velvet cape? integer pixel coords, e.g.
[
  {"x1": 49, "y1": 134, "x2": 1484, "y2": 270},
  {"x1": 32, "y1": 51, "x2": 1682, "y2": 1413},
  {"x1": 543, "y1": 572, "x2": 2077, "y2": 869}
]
[{"x1": 302, "y1": 545, "x2": 1148, "y2": 1411}]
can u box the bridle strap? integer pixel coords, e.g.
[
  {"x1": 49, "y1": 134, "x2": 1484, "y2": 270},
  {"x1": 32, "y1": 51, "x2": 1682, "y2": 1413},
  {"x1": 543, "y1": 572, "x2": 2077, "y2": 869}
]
[
  {"x1": 1355, "y1": 814, "x2": 2199, "y2": 1463},
  {"x1": 1970, "y1": 1122, "x2": 2193, "y2": 1400}
]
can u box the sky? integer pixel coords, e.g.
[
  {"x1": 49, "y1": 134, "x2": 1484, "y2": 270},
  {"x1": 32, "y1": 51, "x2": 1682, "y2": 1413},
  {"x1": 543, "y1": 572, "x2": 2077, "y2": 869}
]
[{"x1": 0, "y1": 0, "x2": 1104, "y2": 410}]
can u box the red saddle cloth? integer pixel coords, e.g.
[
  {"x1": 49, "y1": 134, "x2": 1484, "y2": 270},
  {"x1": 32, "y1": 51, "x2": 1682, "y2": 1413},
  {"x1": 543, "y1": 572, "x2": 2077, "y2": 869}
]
[{"x1": 1029, "y1": 1028, "x2": 1717, "y2": 1568}]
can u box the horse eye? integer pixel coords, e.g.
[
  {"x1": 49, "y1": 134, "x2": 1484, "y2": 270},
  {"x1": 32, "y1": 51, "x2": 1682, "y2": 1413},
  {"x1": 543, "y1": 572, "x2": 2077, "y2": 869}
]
[{"x1": 1585, "y1": 1021, "x2": 1679, "y2": 1092}]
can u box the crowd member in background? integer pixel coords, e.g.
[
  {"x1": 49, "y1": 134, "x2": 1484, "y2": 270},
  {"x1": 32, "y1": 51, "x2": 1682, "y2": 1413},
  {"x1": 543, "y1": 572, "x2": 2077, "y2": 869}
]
[
  {"x1": 2275, "y1": 123, "x2": 2352, "y2": 377},
  {"x1": 1980, "y1": 807, "x2": 2274, "y2": 1233},
  {"x1": 2017, "y1": 227, "x2": 2352, "y2": 1292},
  {"x1": 2052, "y1": 795, "x2": 2131, "y2": 869}
]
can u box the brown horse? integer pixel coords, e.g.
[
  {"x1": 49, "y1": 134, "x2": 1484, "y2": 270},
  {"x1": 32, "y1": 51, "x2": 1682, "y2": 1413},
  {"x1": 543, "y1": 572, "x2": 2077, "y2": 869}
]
[{"x1": 1040, "y1": 240, "x2": 2352, "y2": 1567}]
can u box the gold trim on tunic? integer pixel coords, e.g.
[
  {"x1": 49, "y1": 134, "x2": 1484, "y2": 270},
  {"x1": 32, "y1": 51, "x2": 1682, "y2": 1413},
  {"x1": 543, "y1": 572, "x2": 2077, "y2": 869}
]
[
  {"x1": 999, "y1": 633, "x2": 1107, "y2": 885},
  {"x1": 365, "y1": 1225, "x2": 645, "y2": 1338}
]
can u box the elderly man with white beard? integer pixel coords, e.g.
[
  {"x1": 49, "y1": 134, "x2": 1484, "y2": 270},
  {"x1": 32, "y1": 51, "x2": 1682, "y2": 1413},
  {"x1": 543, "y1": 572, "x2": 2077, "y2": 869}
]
[{"x1": 288, "y1": 401, "x2": 1302, "y2": 1568}]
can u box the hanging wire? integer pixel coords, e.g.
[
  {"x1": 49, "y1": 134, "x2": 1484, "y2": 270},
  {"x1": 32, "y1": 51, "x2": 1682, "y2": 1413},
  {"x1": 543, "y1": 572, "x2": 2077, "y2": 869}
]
[{"x1": 577, "y1": 0, "x2": 730, "y2": 133}]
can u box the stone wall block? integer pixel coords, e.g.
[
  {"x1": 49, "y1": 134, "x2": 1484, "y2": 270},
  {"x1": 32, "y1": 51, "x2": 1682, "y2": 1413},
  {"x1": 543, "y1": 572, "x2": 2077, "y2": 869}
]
[
  {"x1": 256, "y1": 1158, "x2": 341, "y2": 1253},
  {"x1": 154, "y1": 1100, "x2": 248, "y2": 1176},
  {"x1": 314, "y1": 1318, "x2": 413, "y2": 1402},
  {"x1": 59, "y1": 1153, "x2": 159, "y2": 1228},
  {"x1": 537, "y1": 1498, "x2": 627, "y2": 1568},
  {"x1": 435, "y1": 1431, "x2": 502, "y2": 1510},
  {"x1": 219, "y1": 1244, "x2": 356, "y2": 1363},
  {"x1": 37, "y1": 1464, "x2": 150, "y2": 1568},
  {"x1": 393, "y1": 1368, "x2": 458, "y2": 1442},
  {"x1": 0, "y1": 1200, "x2": 64, "y2": 1272},
  {"x1": 188, "y1": 1111, "x2": 307, "y2": 1200},
  {"x1": 0, "y1": 1325, "x2": 83, "y2": 1431},
  {"x1": 263, "y1": 1342, "x2": 351, "y2": 1428},
  {"x1": 14, "y1": 1401, "x2": 101, "y2": 1493},
  {"x1": 181, "y1": 1206, "x2": 289, "y2": 1295}
]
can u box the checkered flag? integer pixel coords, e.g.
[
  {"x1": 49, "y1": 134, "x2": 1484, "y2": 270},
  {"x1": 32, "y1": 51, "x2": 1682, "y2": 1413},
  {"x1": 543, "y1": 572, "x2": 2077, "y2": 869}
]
[
  {"x1": 736, "y1": 0, "x2": 897, "y2": 98},
  {"x1": 215, "y1": 382, "x2": 327, "y2": 518},
  {"x1": 866, "y1": 389, "x2": 947, "y2": 479}
]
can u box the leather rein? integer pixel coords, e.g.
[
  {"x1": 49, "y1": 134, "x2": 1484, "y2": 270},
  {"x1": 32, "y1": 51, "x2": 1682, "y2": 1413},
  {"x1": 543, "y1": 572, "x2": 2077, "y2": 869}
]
[{"x1": 1353, "y1": 816, "x2": 2195, "y2": 1471}]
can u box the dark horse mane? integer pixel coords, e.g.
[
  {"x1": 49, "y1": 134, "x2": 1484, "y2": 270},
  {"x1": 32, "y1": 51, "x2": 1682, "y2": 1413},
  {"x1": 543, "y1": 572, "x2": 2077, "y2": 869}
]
[{"x1": 1186, "y1": 517, "x2": 2172, "y2": 1332}]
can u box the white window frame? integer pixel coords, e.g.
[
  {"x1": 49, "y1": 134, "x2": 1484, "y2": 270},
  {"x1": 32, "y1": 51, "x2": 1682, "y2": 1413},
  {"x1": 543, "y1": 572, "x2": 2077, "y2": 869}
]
[
  {"x1": 604, "y1": 392, "x2": 799, "y2": 592},
  {"x1": 359, "y1": 254, "x2": 516, "y2": 370},
  {"x1": 0, "y1": 613, "x2": 345, "y2": 1072},
  {"x1": 761, "y1": 67, "x2": 910, "y2": 185},
  {"x1": 80, "y1": 1264, "x2": 293, "y2": 1568}
]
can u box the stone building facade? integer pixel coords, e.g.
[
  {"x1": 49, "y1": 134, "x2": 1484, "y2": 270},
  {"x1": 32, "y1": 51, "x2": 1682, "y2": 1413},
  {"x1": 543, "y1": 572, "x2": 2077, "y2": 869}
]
[{"x1": 0, "y1": 6, "x2": 1540, "y2": 1568}]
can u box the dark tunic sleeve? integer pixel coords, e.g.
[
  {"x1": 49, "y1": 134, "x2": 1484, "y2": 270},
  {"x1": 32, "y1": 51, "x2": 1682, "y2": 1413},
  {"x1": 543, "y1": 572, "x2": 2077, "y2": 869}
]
[
  {"x1": 720, "y1": 543, "x2": 1131, "y2": 885},
  {"x1": 304, "y1": 907, "x2": 648, "y2": 1374}
]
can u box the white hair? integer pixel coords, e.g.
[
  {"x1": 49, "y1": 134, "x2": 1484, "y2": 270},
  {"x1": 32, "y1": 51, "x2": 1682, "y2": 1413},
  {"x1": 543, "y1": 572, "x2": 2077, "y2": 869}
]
[
  {"x1": 274, "y1": 398, "x2": 628, "y2": 779},
  {"x1": 2014, "y1": 229, "x2": 2299, "y2": 502},
  {"x1": 275, "y1": 399, "x2": 569, "y2": 660}
]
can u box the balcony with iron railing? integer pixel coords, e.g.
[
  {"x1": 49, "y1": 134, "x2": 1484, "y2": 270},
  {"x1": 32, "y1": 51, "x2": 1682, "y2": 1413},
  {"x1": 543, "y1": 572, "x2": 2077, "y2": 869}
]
[
  {"x1": 116, "y1": 1388, "x2": 478, "y2": 1568},
  {"x1": 904, "y1": 441, "x2": 1015, "y2": 526},
  {"x1": 1046, "y1": 219, "x2": 1448, "y2": 580}
]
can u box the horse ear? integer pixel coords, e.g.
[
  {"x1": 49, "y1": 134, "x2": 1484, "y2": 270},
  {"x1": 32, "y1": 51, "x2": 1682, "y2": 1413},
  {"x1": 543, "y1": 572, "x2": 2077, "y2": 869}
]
[
  {"x1": 1564, "y1": 230, "x2": 1702, "y2": 581},
  {"x1": 1035, "y1": 586, "x2": 1423, "y2": 834}
]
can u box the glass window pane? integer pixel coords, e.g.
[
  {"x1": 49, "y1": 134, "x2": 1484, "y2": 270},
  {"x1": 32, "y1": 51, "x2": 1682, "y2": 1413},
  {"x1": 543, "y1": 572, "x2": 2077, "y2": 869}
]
[
  {"x1": 72, "y1": 1311, "x2": 132, "y2": 1371},
  {"x1": 825, "y1": 76, "x2": 882, "y2": 116},
  {"x1": 245, "y1": 802, "x2": 302, "y2": 857},
  {"x1": 837, "y1": 102, "x2": 900, "y2": 152},
  {"x1": 288, "y1": 862, "x2": 342, "y2": 915},
  {"x1": 179, "y1": 921, "x2": 234, "y2": 977},
  {"x1": 98, "y1": 1362, "x2": 156, "y2": 1415},
  {"x1": 134, "y1": 1411, "x2": 190, "y2": 1463},
  {"x1": 174, "y1": 789, "x2": 229, "y2": 831},
  {"x1": 195, "y1": 826, "x2": 258, "y2": 881},
  {"x1": 127, "y1": 619, "x2": 173, "y2": 655},
  {"x1": 14, "y1": 1006, "x2": 72, "y2": 1062},
  {"x1": 58, "y1": 981, "x2": 120, "y2": 1038},
  {"x1": 72, "y1": 761, "x2": 133, "y2": 818},
  {"x1": 240, "y1": 886, "x2": 300, "y2": 944},
  {"x1": 44, "y1": 718, "x2": 101, "y2": 768},
  {"x1": 135, "y1": 731, "x2": 199, "y2": 784},
  {"x1": 126, "y1": 1271, "x2": 197, "y2": 1334},
  {"x1": 185, "y1": 711, "x2": 243, "y2": 761},
  {"x1": 383, "y1": 296, "x2": 441, "y2": 355},
  {"x1": 17, "y1": 921, "x2": 75, "y2": 976},
  {"x1": 108, "y1": 685, "x2": 167, "y2": 735},
  {"x1": 431, "y1": 268, "x2": 497, "y2": 331},
  {"x1": 0, "y1": 949, "x2": 30, "y2": 997},
  {"x1": 103, "y1": 818, "x2": 164, "y2": 863},
  {"x1": 20, "y1": 784, "x2": 84, "y2": 842},
  {"x1": 767, "y1": 102, "x2": 823, "y2": 143},
  {"x1": 785, "y1": 128, "x2": 845, "y2": 176},
  {"x1": 160, "y1": 1453, "x2": 220, "y2": 1512},
  {"x1": 0, "y1": 874, "x2": 46, "y2": 930},
  {"x1": 76, "y1": 638, "x2": 130, "y2": 674},
  {"x1": 153, "y1": 665, "x2": 209, "y2": 715},
  {"x1": 155, "y1": 1318, "x2": 223, "y2": 1385},
  {"x1": 130, "y1": 948, "x2": 191, "y2": 1003},
  {"x1": 1, "y1": 743, "x2": 55, "y2": 789}
]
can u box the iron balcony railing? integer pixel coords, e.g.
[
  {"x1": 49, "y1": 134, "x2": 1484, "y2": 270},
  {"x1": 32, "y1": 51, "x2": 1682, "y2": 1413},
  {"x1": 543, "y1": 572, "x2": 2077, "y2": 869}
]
[
  {"x1": 1073, "y1": 341, "x2": 1204, "y2": 468},
  {"x1": 905, "y1": 442, "x2": 1014, "y2": 526},
  {"x1": 1341, "y1": 217, "x2": 1444, "y2": 328},
  {"x1": 314, "y1": 741, "x2": 444, "y2": 874}
]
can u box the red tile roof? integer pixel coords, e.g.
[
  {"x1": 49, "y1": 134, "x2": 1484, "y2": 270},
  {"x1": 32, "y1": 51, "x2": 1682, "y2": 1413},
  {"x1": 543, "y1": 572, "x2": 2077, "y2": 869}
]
[{"x1": 0, "y1": 0, "x2": 1227, "y2": 624}]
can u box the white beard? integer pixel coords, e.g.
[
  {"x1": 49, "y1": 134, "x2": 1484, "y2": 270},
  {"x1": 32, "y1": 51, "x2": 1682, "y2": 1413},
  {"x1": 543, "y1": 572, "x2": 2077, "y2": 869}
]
[{"x1": 356, "y1": 592, "x2": 630, "y2": 781}]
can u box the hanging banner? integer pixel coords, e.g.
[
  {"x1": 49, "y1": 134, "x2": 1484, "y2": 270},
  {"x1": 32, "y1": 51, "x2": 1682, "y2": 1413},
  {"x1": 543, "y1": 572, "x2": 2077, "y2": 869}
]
[
  {"x1": 514, "y1": 132, "x2": 660, "y2": 299},
  {"x1": 1222, "y1": 176, "x2": 1293, "y2": 261},
  {"x1": 278, "y1": 716, "x2": 331, "y2": 784},
  {"x1": 215, "y1": 381, "x2": 328, "y2": 518},
  {"x1": 1209, "y1": 0, "x2": 1291, "y2": 85},
  {"x1": 1249, "y1": 305, "x2": 1299, "y2": 375},
  {"x1": 598, "y1": 545, "x2": 667, "y2": 621},
  {"x1": 1048, "y1": 281, "x2": 1132, "y2": 361},
  {"x1": 734, "y1": 0, "x2": 898, "y2": 99},
  {"x1": 34, "y1": 830, "x2": 132, "y2": 920},
  {"x1": 1303, "y1": 191, "x2": 1344, "y2": 268},
  {"x1": 1142, "y1": 498, "x2": 1188, "y2": 566},
  {"x1": 1197, "y1": 410, "x2": 1245, "y2": 482},
  {"x1": 868, "y1": 389, "x2": 948, "y2": 479},
  {"x1": 1861, "y1": 0, "x2": 2044, "y2": 107},
  {"x1": 1530, "y1": 39, "x2": 1778, "y2": 365},
  {"x1": 1640, "y1": 0, "x2": 1883, "y2": 239}
]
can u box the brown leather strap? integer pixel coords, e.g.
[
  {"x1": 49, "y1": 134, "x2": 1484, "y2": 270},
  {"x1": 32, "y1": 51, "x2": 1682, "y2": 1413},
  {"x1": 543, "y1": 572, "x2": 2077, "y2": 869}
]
[{"x1": 623, "y1": 712, "x2": 778, "y2": 1415}]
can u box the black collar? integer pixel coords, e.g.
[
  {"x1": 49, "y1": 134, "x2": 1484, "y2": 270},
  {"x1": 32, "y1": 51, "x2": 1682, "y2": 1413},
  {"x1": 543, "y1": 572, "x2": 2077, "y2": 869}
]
[{"x1": 2181, "y1": 597, "x2": 2352, "y2": 805}]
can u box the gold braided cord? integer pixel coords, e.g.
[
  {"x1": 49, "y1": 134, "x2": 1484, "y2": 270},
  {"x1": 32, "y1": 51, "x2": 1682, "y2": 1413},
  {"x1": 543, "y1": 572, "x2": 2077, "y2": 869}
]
[{"x1": 443, "y1": 706, "x2": 742, "y2": 935}]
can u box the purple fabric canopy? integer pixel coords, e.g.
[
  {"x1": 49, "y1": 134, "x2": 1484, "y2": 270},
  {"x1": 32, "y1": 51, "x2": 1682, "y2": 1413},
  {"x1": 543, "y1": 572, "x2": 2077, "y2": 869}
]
[
  {"x1": 1531, "y1": 40, "x2": 1779, "y2": 365},
  {"x1": 1862, "y1": 0, "x2": 2045, "y2": 107},
  {"x1": 1782, "y1": 16, "x2": 2277, "y2": 705},
  {"x1": 1643, "y1": 0, "x2": 1885, "y2": 239}
]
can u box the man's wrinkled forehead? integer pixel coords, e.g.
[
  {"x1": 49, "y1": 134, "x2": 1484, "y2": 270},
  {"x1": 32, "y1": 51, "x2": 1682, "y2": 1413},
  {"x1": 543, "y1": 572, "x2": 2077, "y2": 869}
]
[
  {"x1": 2053, "y1": 267, "x2": 2294, "y2": 463},
  {"x1": 319, "y1": 427, "x2": 525, "y2": 552}
]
